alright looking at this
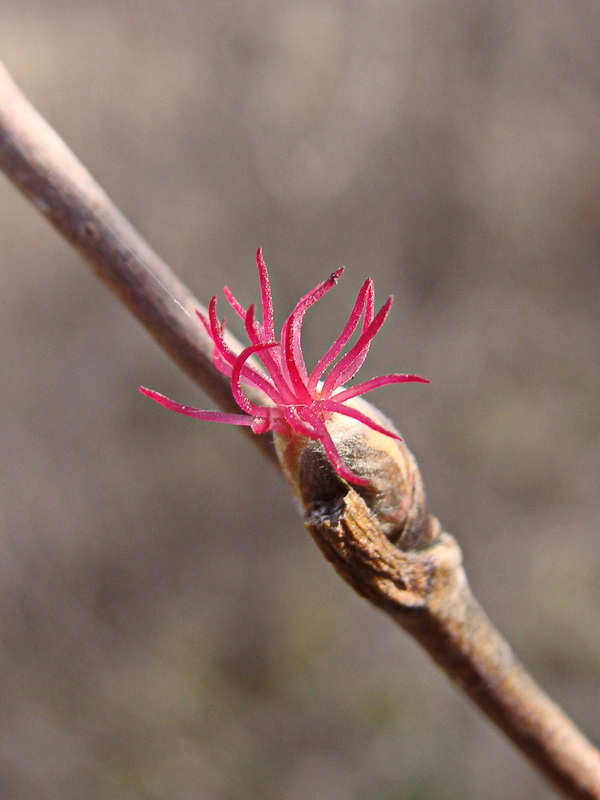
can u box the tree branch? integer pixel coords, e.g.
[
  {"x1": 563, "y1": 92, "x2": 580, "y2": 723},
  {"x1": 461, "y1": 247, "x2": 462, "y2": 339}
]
[
  {"x1": 0, "y1": 59, "x2": 275, "y2": 464},
  {"x1": 1, "y1": 60, "x2": 598, "y2": 800},
  {"x1": 305, "y1": 488, "x2": 600, "y2": 800}
]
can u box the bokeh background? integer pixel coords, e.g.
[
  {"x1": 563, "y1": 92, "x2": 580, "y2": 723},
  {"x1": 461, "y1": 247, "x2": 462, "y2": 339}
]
[{"x1": 1, "y1": 2, "x2": 599, "y2": 798}]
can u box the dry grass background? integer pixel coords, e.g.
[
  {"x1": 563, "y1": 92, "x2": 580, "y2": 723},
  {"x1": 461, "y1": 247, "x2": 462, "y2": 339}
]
[{"x1": 0, "y1": 2, "x2": 599, "y2": 798}]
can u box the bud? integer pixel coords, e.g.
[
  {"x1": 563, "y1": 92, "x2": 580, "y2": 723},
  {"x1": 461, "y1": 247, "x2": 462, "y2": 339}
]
[
  {"x1": 274, "y1": 395, "x2": 432, "y2": 548},
  {"x1": 140, "y1": 249, "x2": 430, "y2": 547}
]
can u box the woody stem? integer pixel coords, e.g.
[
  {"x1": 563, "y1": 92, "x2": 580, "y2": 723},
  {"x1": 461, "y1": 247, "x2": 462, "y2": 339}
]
[{"x1": 0, "y1": 59, "x2": 275, "y2": 464}]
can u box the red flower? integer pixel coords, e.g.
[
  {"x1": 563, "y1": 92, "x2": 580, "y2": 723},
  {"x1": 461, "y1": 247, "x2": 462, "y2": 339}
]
[{"x1": 140, "y1": 249, "x2": 427, "y2": 485}]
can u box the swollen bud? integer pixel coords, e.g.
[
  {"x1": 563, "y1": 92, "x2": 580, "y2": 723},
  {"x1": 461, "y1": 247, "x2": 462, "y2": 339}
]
[{"x1": 274, "y1": 397, "x2": 433, "y2": 549}]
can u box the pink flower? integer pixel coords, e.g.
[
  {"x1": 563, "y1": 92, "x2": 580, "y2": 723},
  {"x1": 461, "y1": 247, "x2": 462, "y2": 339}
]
[{"x1": 140, "y1": 249, "x2": 428, "y2": 486}]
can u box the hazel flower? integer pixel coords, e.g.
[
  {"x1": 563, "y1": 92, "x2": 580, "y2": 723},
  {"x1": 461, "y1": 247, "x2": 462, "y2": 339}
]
[{"x1": 140, "y1": 249, "x2": 428, "y2": 487}]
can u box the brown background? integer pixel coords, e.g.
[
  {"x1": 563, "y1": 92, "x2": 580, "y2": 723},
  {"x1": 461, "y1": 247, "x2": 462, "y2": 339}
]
[{"x1": 1, "y1": 2, "x2": 599, "y2": 798}]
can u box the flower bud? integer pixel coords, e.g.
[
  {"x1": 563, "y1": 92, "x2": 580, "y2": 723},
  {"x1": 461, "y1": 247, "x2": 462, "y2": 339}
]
[{"x1": 274, "y1": 396, "x2": 432, "y2": 549}]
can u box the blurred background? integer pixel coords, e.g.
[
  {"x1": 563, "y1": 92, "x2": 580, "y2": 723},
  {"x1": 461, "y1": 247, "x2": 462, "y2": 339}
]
[{"x1": 1, "y1": 2, "x2": 599, "y2": 798}]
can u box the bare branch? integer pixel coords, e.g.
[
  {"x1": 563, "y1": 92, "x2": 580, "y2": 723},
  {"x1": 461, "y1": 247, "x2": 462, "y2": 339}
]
[
  {"x1": 305, "y1": 488, "x2": 600, "y2": 800},
  {"x1": 0, "y1": 59, "x2": 276, "y2": 464}
]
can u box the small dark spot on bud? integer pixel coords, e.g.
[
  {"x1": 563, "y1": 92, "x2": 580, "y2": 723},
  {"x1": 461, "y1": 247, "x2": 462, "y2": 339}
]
[{"x1": 298, "y1": 446, "x2": 347, "y2": 515}]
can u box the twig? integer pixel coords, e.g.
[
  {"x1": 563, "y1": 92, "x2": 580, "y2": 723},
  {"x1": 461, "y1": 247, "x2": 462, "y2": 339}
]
[
  {"x1": 305, "y1": 488, "x2": 600, "y2": 800},
  {"x1": 0, "y1": 60, "x2": 598, "y2": 800},
  {"x1": 0, "y1": 59, "x2": 275, "y2": 464}
]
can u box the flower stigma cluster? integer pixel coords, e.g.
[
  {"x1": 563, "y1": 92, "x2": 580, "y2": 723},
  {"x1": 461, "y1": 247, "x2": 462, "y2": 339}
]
[{"x1": 140, "y1": 249, "x2": 428, "y2": 496}]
